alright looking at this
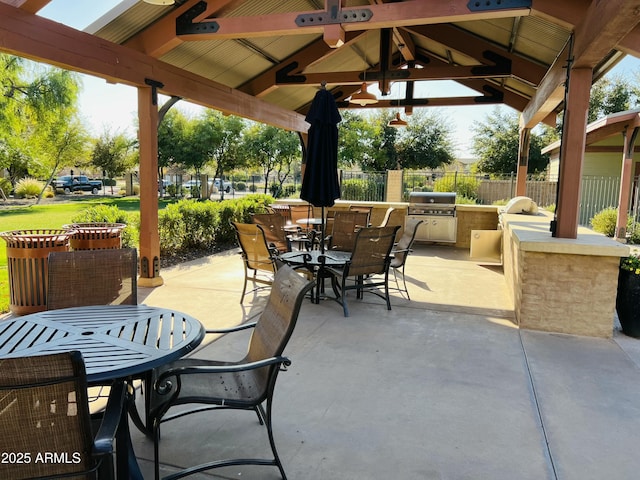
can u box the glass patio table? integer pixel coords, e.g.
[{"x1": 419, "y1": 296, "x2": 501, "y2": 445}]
[{"x1": 279, "y1": 250, "x2": 350, "y2": 304}]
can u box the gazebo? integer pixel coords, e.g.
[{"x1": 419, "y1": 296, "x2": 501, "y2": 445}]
[{"x1": 1, "y1": 0, "x2": 639, "y2": 286}]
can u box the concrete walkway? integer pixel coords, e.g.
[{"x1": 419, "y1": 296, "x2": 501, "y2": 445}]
[{"x1": 127, "y1": 243, "x2": 640, "y2": 480}]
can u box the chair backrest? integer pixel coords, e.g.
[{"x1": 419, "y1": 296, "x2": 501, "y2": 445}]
[
  {"x1": 252, "y1": 213, "x2": 289, "y2": 253},
  {"x1": 0, "y1": 351, "x2": 96, "y2": 479},
  {"x1": 348, "y1": 205, "x2": 373, "y2": 226},
  {"x1": 346, "y1": 226, "x2": 400, "y2": 277},
  {"x1": 233, "y1": 222, "x2": 277, "y2": 273},
  {"x1": 391, "y1": 218, "x2": 424, "y2": 268},
  {"x1": 329, "y1": 211, "x2": 370, "y2": 252},
  {"x1": 289, "y1": 204, "x2": 313, "y2": 231},
  {"x1": 47, "y1": 247, "x2": 138, "y2": 310},
  {"x1": 271, "y1": 204, "x2": 291, "y2": 224},
  {"x1": 245, "y1": 266, "x2": 314, "y2": 382},
  {"x1": 378, "y1": 207, "x2": 396, "y2": 227}
]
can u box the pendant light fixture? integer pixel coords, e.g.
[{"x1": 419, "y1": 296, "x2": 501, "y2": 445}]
[
  {"x1": 349, "y1": 33, "x2": 378, "y2": 106},
  {"x1": 387, "y1": 81, "x2": 407, "y2": 127},
  {"x1": 143, "y1": 0, "x2": 175, "y2": 5},
  {"x1": 349, "y1": 82, "x2": 378, "y2": 106},
  {"x1": 388, "y1": 112, "x2": 408, "y2": 128}
]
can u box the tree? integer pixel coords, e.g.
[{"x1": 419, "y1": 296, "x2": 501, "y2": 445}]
[
  {"x1": 198, "y1": 110, "x2": 245, "y2": 199},
  {"x1": 471, "y1": 107, "x2": 551, "y2": 175},
  {"x1": 243, "y1": 123, "x2": 296, "y2": 194},
  {"x1": 588, "y1": 75, "x2": 640, "y2": 123},
  {"x1": 91, "y1": 131, "x2": 136, "y2": 194},
  {"x1": 0, "y1": 54, "x2": 86, "y2": 187},
  {"x1": 395, "y1": 110, "x2": 455, "y2": 170},
  {"x1": 157, "y1": 108, "x2": 189, "y2": 191},
  {"x1": 338, "y1": 109, "x2": 456, "y2": 172}
]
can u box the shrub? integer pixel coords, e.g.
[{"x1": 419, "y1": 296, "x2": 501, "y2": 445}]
[
  {"x1": 103, "y1": 178, "x2": 117, "y2": 187},
  {"x1": 341, "y1": 178, "x2": 384, "y2": 201},
  {"x1": 156, "y1": 194, "x2": 275, "y2": 256},
  {"x1": 456, "y1": 195, "x2": 477, "y2": 205},
  {"x1": 235, "y1": 181, "x2": 247, "y2": 191},
  {"x1": 590, "y1": 207, "x2": 617, "y2": 237},
  {"x1": 0, "y1": 177, "x2": 12, "y2": 196},
  {"x1": 14, "y1": 177, "x2": 43, "y2": 198},
  {"x1": 71, "y1": 205, "x2": 139, "y2": 248},
  {"x1": 434, "y1": 174, "x2": 479, "y2": 199}
]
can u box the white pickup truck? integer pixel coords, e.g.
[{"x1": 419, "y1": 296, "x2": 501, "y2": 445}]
[{"x1": 211, "y1": 178, "x2": 233, "y2": 193}]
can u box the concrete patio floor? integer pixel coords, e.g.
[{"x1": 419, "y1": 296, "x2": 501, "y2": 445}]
[{"x1": 128, "y1": 243, "x2": 640, "y2": 480}]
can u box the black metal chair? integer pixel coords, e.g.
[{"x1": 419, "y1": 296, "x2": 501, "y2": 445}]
[
  {"x1": 390, "y1": 218, "x2": 424, "y2": 299},
  {"x1": 0, "y1": 351, "x2": 128, "y2": 479},
  {"x1": 149, "y1": 265, "x2": 314, "y2": 480},
  {"x1": 327, "y1": 225, "x2": 400, "y2": 316}
]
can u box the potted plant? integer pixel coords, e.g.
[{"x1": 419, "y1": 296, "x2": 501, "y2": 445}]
[{"x1": 616, "y1": 254, "x2": 640, "y2": 337}]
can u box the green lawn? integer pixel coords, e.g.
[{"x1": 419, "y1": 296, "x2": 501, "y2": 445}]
[{"x1": 0, "y1": 197, "x2": 171, "y2": 314}]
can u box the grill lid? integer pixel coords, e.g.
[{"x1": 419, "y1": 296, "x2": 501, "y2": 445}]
[{"x1": 409, "y1": 192, "x2": 456, "y2": 205}]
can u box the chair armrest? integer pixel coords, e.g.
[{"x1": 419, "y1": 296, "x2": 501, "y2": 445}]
[
  {"x1": 204, "y1": 321, "x2": 257, "y2": 335},
  {"x1": 92, "y1": 380, "x2": 126, "y2": 455},
  {"x1": 155, "y1": 356, "x2": 291, "y2": 393}
]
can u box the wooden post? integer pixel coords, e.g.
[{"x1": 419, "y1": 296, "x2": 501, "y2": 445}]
[
  {"x1": 516, "y1": 126, "x2": 530, "y2": 197},
  {"x1": 615, "y1": 127, "x2": 639, "y2": 242},
  {"x1": 555, "y1": 67, "x2": 591, "y2": 239},
  {"x1": 137, "y1": 85, "x2": 163, "y2": 287}
]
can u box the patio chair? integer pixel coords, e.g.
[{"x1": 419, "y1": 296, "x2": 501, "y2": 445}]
[
  {"x1": 348, "y1": 205, "x2": 373, "y2": 226},
  {"x1": 378, "y1": 207, "x2": 396, "y2": 226},
  {"x1": 390, "y1": 218, "x2": 424, "y2": 300},
  {"x1": 47, "y1": 248, "x2": 138, "y2": 310},
  {"x1": 0, "y1": 351, "x2": 128, "y2": 479},
  {"x1": 233, "y1": 221, "x2": 279, "y2": 303},
  {"x1": 326, "y1": 211, "x2": 369, "y2": 252},
  {"x1": 288, "y1": 204, "x2": 314, "y2": 232},
  {"x1": 149, "y1": 265, "x2": 315, "y2": 480},
  {"x1": 327, "y1": 225, "x2": 400, "y2": 317},
  {"x1": 252, "y1": 212, "x2": 291, "y2": 253}
]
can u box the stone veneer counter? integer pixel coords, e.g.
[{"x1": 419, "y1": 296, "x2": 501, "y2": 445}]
[{"x1": 501, "y1": 211, "x2": 630, "y2": 338}]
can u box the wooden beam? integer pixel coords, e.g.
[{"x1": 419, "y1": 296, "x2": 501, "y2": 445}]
[
  {"x1": 0, "y1": 3, "x2": 308, "y2": 132},
  {"x1": 406, "y1": 24, "x2": 547, "y2": 86},
  {"x1": 280, "y1": 63, "x2": 513, "y2": 87},
  {"x1": 238, "y1": 33, "x2": 362, "y2": 97},
  {"x1": 1, "y1": 0, "x2": 51, "y2": 14},
  {"x1": 175, "y1": 0, "x2": 531, "y2": 41},
  {"x1": 125, "y1": 0, "x2": 241, "y2": 57},
  {"x1": 522, "y1": 0, "x2": 640, "y2": 129}
]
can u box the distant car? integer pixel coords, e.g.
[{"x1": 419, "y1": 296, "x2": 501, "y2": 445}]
[
  {"x1": 52, "y1": 175, "x2": 102, "y2": 195},
  {"x1": 183, "y1": 179, "x2": 200, "y2": 189},
  {"x1": 212, "y1": 178, "x2": 233, "y2": 193}
]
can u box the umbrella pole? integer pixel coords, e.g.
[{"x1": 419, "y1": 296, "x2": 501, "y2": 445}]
[{"x1": 321, "y1": 206, "x2": 325, "y2": 253}]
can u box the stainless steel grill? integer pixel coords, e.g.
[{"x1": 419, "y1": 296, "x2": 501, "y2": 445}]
[
  {"x1": 408, "y1": 192, "x2": 457, "y2": 216},
  {"x1": 407, "y1": 192, "x2": 457, "y2": 243}
]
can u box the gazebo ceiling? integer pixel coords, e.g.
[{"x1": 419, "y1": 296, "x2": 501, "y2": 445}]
[{"x1": 2, "y1": 0, "x2": 640, "y2": 132}]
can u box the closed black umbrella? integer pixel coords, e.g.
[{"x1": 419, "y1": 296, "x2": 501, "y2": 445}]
[{"x1": 300, "y1": 85, "x2": 342, "y2": 252}]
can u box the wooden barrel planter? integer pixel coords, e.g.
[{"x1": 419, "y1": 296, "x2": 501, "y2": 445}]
[
  {"x1": 63, "y1": 223, "x2": 126, "y2": 250},
  {"x1": 0, "y1": 229, "x2": 73, "y2": 315}
]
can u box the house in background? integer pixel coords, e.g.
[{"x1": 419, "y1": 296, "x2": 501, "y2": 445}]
[{"x1": 542, "y1": 110, "x2": 640, "y2": 230}]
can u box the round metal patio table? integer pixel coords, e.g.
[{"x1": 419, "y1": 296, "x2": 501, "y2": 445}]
[{"x1": 0, "y1": 304, "x2": 205, "y2": 480}]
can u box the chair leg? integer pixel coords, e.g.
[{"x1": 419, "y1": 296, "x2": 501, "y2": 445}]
[
  {"x1": 384, "y1": 271, "x2": 392, "y2": 310},
  {"x1": 401, "y1": 264, "x2": 410, "y2": 300},
  {"x1": 264, "y1": 397, "x2": 288, "y2": 480},
  {"x1": 341, "y1": 275, "x2": 349, "y2": 317},
  {"x1": 240, "y1": 264, "x2": 249, "y2": 303}
]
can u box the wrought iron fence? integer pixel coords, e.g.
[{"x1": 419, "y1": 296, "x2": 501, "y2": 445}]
[{"x1": 337, "y1": 170, "x2": 630, "y2": 228}]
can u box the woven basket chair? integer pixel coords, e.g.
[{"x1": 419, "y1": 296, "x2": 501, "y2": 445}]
[
  {"x1": 149, "y1": 265, "x2": 314, "y2": 480},
  {"x1": 47, "y1": 248, "x2": 138, "y2": 310},
  {"x1": 327, "y1": 225, "x2": 400, "y2": 316},
  {"x1": 0, "y1": 351, "x2": 127, "y2": 479},
  {"x1": 390, "y1": 218, "x2": 424, "y2": 300}
]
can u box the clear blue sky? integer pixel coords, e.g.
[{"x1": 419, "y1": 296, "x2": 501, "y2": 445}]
[{"x1": 38, "y1": 1, "x2": 640, "y2": 158}]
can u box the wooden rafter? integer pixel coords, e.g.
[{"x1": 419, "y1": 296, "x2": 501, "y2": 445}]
[
  {"x1": 522, "y1": 0, "x2": 640, "y2": 128},
  {"x1": 171, "y1": 0, "x2": 531, "y2": 42},
  {"x1": 0, "y1": 2, "x2": 308, "y2": 132}
]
